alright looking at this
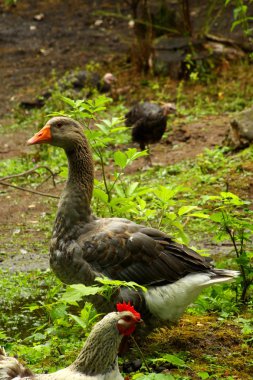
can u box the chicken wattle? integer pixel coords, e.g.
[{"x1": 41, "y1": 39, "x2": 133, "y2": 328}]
[
  {"x1": 0, "y1": 303, "x2": 141, "y2": 380},
  {"x1": 27, "y1": 116, "x2": 239, "y2": 326}
]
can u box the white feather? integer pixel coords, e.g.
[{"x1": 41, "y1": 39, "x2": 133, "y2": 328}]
[{"x1": 144, "y1": 271, "x2": 238, "y2": 322}]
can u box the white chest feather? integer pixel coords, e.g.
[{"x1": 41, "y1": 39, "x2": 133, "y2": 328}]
[
  {"x1": 144, "y1": 272, "x2": 215, "y2": 322},
  {"x1": 7, "y1": 366, "x2": 123, "y2": 380},
  {"x1": 24, "y1": 365, "x2": 123, "y2": 380}
]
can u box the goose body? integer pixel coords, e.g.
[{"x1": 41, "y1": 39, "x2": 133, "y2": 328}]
[
  {"x1": 0, "y1": 306, "x2": 141, "y2": 380},
  {"x1": 27, "y1": 117, "x2": 239, "y2": 324}
]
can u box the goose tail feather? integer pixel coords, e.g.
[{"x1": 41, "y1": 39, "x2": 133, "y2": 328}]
[{"x1": 206, "y1": 269, "x2": 240, "y2": 285}]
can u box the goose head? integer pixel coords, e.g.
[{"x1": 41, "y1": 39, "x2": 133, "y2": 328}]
[{"x1": 27, "y1": 117, "x2": 85, "y2": 151}]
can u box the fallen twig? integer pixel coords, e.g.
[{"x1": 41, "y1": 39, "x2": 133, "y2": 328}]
[
  {"x1": 36, "y1": 173, "x2": 59, "y2": 189},
  {"x1": 0, "y1": 180, "x2": 60, "y2": 199},
  {"x1": 0, "y1": 165, "x2": 58, "y2": 187}
]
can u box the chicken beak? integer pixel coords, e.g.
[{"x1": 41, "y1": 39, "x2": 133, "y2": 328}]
[{"x1": 27, "y1": 124, "x2": 52, "y2": 145}]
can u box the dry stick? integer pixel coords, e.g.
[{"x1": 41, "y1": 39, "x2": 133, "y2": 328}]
[
  {"x1": 130, "y1": 335, "x2": 151, "y2": 373},
  {"x1": 0, "y1": 165, "x2": 58, "y2": 187},
  {"x1": 0, "y1": 180, "x2": 60, "y2": 199},
  {"x1": 36, "y1": 173, "x2": 59, "y2": 189}
]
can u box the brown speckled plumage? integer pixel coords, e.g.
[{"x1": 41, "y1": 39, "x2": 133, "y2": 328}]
[{"x1": 0, "y1": 310, "x2": 140, "y2": 380}]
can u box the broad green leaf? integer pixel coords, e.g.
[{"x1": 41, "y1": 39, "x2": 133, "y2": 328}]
[
  {"x1": 220, "y1": 191, "x2": 245, "y2": 205},
  {"x1": 152, "y1": 353, "x2": 186, "y2": 368},
  {"x1": 96, "y1": 277, "x2": 147, "y2": 292},
  {"x1": 112, "y1": 186, "x2": 126, "y2": 199},
  {"x1": 125, "y1": 148, "x2": 148, "y2": 161},
  {"x1": 137, "y1": 197, "x2": 146, "y2": 210},
  {"x1": 178, "y1": 205, "x2": 199, "y2": 216},
  {"x1": 137, "y1": 374, "x2": 175, "y2": 379},
  {"x1": 197, "y1": 372, "x2": 210, "y2": 379},
  {"x1": 49, "y1": 303, "x2": 67, "y2": 321},
  {"x1": 59, "y1": 166, "x2": 68, "y2": 179},
  {"x1": 189, "y1": 212, "x2": 210, "y2": 219},
  {"x1": 28, "y1": 304, "x2": 42, "y2": 311},
  {"x1": 210, "y1": 212, "x2": 226, "y2": 223},
  {"x1": 127, "y1": 182, "x2": 139, "y2": 196},
  {"x1": 166, "y1": 212, "x2": 177, "y2": 221},
  {"x1": 132, "y1": 374, "x2": 145, "y2": 379},
  {"x1": 96, "y1": 123, "x2": 110, "y2": 135},
  {"x1": 69, "y1": 314, "x2": 87, "y2": 330},
  {"x1": 61, "y1": 284, "x2": 102, "y2": 303},
  {"x1": 60, "y1": 96, "x2": 76, "y2": 107},
  {"x1": 111, "y1": 126, "x2": 127, "y2": 133},
  {"x1": 154, "y1": 186, "x2": 178, "y2": 203},
  {"x1": 0, "y1": 330, "x2": 8, "y2": 339},
  {"x1": 93, "y1": 188, "x2": 108, "y2": 203},
  {"x1": 114, "y1": 151, "x2": 127, "y2": 168}
]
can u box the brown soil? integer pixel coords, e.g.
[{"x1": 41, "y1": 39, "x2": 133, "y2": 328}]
[
  {"x1": 145, "y1": 314, "x2": 253, "y2": 379},
  {"x1": 0, "y1": 0, "x2": 129, "y2": 120}
]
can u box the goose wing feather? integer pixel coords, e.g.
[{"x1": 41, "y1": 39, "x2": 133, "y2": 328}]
[{"x1": 78, "y1": 219, "x2": 211, "y2": 286}]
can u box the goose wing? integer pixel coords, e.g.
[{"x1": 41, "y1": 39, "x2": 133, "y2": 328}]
[{"x1": 80, "y1": 220, "x2": 211, "y2": 286}]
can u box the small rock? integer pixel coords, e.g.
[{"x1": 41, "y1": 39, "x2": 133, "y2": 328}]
[
  {"x1": 128, "y1": 19, "x2": 135, "y2": 28},
  {"x1": 40, "y1": 48, "x2": 50, "y2": 56},
  {"x1": 224, "y1": 106, "x2": 253, "y2": 149},
  {"x1": 30, "y1": 25, "x2": 37, "y2": 31},
  {"x1": 33, "y1": 13, "x2": 44, "y2": 21},
  {"x1": 94, "y1": 19, "x2": 103, "y2": 27}
]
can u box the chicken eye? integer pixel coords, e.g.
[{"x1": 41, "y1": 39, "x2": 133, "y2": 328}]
[{"x1": 123, "y1": 316, "x2": 132, "y2": 322}]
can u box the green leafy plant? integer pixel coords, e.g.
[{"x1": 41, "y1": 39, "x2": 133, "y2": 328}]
[
  {"x1": 225, "y1": 0, "x2": 253, "y2": 36},
  {"x1": 201, "y1": 191, "x2": 253, "y2": 303},
  {"x1": 4, "y1": 0, "x2": 18, "y2": 7},
  {"x1": 132, "y1": 374, "x2": 176, "y2": 380}
]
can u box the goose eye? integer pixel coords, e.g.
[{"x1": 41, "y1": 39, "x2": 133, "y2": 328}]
[{"x1": 56, "y1": 123, "x2": 63, "y2": 128}]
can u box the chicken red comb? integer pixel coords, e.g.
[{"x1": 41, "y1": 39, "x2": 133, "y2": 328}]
[{"x1": 116, "y1": 302, "x2": 141, "y2": 320}]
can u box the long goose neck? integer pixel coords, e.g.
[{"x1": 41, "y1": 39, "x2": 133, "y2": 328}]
[
  {"x1": 66, "y1": 140, "x2": 94, "y2": 203},
  {"x1": 55, "y1": 137, "x2": 94, "y2": 234},
  {"x1": 70, "y1": 316, "x2": 122, "y2": 375}
]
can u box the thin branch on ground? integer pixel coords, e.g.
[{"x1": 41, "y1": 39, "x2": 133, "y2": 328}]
[
  {"x1": 0, "y1": 180, "x2": 60, "y2": 199},
  {"x1": 0, "y1": 165, "x2": 58, "y2": 187},
  {"x1": 36, "y1": 173, "x2": 59, "y2": 189},
  {"x1": 130, "y1": 335, "x2": 151, "y2": 373}
]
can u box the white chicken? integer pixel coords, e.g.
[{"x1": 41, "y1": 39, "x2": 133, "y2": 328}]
[{"x1": 0, "y1": 303, "x2": 141, "y2": 380}]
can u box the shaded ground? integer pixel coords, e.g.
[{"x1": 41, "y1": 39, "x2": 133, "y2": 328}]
[
  {"x1": 1, "y1": 0, "x2": 252, "y2": 122},
  {"x1": 143, "y1": 314, "x2": 253, "y2": 379},
  {"x1": 0, "y1": 0, "x2": 129, "y2": 120}
]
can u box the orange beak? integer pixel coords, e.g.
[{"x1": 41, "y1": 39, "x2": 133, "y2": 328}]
[{"x1": 27, "y1": 125, "x2": 52, "y2": 145}]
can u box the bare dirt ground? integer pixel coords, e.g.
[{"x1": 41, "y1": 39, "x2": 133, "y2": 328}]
[{"x1": 0, "y1": 0, "x2": 128, "y2": 120}]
